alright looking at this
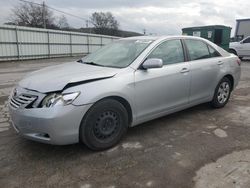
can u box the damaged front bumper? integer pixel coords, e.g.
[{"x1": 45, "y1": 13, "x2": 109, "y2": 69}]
[{"x1": 9, "y1": 103, "x2": 92, "y2": 145}]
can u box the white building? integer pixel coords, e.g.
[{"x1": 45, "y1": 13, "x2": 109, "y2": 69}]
[{"x1": 235, "y1": 19, "x2": 250, "y2": 40}]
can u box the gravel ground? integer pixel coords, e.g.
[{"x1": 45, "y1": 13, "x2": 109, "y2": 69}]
[{"x1": 0, "y1": 57, "x2": 250, "y2": 188}]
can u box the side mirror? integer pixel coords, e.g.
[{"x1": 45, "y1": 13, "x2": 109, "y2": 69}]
[{"x1": 142, "y1": 58, "x2": 163, "y2": 69}]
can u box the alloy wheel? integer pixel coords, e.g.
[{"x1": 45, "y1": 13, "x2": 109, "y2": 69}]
[{"x1": 217, "y1": 82, "x2": 230, "y2": 104}]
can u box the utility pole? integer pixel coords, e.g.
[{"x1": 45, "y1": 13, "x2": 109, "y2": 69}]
[
  {"x1": 86, "y1": 20, "x2": 89, "y2": 28},
  {"x1": 42, "y1": 1, "x2": 46, "y2": 28},
  {"x1": 86, "y1": 20, "x2": 92, "y2": 33}
]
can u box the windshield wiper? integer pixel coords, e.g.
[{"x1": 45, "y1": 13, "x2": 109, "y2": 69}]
[{"x1": 83, "y1": 61, "x2": 104, "y2": 67}]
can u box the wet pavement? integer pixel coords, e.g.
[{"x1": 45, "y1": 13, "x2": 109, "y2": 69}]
[{"x1": 0, "y1": 58, "x2": 250, "y2": 188}]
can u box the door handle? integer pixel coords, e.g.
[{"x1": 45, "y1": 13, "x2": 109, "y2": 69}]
[
  {"x1": 180, "y1": 68, "x2": 189, "y2": 73},
  {"x1": 217, "y1": 61, "x2": 224, "y2": 65}
]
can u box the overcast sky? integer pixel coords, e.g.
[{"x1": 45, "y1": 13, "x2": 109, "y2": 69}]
[{"x1": 0, "y1": 0, "x2": 249, "y2": 36}]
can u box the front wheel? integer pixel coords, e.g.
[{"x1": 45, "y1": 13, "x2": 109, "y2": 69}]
[
  {"x1": 229, "y1": 49, "x2": 237, "y2": 56},
  {"x1": 211, "y1": 77, "x2": 232, "y2": 108},
  {"x1": 80, "y1": 99, "x2": 128, "y2": 151}
]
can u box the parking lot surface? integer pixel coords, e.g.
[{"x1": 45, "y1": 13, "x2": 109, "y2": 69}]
[{"x1": 1, "y1": 57, "x2": 250, "y2": 188}]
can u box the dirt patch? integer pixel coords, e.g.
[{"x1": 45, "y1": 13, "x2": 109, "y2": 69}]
[{"x1": 194, "y1": 149, "x2": 250, "y2": 188}]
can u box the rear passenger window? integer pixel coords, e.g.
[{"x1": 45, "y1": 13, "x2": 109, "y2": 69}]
[
  {"x1": 185, "y1": 40, "x2": 210, "y2": 60},
  {"x1": 208, "y1": 45, "x2": 221, "y2": 58},
  {"x1": 147, "y1": 39, "x2": 184, "y2": 65}
]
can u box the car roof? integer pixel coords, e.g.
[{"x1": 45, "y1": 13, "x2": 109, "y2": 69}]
[
  {"x1": 120, "y1": 35, "x2": 229, "y2": 56},
  {"x1": 120, "y1": 35, "x2": 204, "y2": 41}
]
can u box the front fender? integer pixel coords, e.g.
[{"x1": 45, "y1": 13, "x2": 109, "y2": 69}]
[
  {"x1": 229, "y1": 47, "x2": 239, "y2": 56},
  {"x1": 63, "y1": 71, "x2": 136, "y2": 117}
]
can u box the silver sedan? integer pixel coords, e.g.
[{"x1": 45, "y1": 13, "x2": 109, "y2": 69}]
[{"x1": 8, "y1": 36, "x2": 241, "y2": 150}]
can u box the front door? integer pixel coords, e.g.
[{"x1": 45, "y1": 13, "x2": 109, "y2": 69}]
[
  {"x1": 134, "y1": 39, "x2": 190, "y2": 124},
  {"x1": 238, "y1": 37, "x2": 250, "y2": 57}
]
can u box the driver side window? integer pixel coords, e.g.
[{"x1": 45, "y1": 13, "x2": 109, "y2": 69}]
[{"x1": 147, "y1": 39, "x2": 185, "y2": 65}]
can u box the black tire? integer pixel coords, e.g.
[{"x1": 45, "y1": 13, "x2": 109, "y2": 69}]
[
  {"x1": 229, "y1": 49, "x2": 243, "y2": 60},
  {"x1": 80, "y1": 99, "x2": 128, "y2": 151},
  {"x1": 211, "y1": 77, "x2": 232, "y2": 108},
  {"x1": 229, "y1": 49, "x2": 237, "y2": 56}
]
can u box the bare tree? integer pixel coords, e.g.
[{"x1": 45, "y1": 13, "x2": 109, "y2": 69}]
[
  {"x1": 90, "y1": 12, "x2": 119, "y2": 35},
  {"x1": 57, "y1": 15, "x2": 69, "y2": 29},
  {"x1": 10, "y1": 2, "x2": 57, "y2": 29}
]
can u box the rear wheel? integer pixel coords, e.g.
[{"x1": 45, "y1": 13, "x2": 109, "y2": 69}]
[
  {"x1": 80, "y1": 99, "x2": 128, "y2": 151},
  {"x1": 211, "y1": 77, "x2": 232, "y2": 108}
]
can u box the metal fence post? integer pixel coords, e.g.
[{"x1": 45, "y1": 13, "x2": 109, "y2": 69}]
[
  {"x1": 87, "y1": 34, "x2": 90, "y2": 54},
  {"x1": 70, "y1": 33, "x2": 73, "y2": 57},
  {"x1": 47, "y1": 31, "x2": 50, "y2": 58},
  {"x1": 15, "y1": 27, "x2": 20, "y2": 60}
]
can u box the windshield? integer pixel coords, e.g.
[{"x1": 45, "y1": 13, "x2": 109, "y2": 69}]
[{"x1": 81, "y1": 39, "x2": 153, "y2": 68}]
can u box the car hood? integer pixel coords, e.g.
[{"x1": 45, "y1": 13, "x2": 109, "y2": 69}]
[
  {"x1": 229, "y1": 42, "x2": 239, "y2": 47},
  {"x1": 19, "y1": 61, "x2": 119, "y2": 93}
]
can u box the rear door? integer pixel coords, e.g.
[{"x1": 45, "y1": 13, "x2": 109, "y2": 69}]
[{"x1": 184, "y1": 39, "x2": 223, "y2": 103}]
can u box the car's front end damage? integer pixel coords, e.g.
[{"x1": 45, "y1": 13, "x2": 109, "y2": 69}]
[
  {"x1": 8, "y1": 61, "x2": 118, "y2": 145},
  {"x1": 8, "y1": 85, "x2": 92, "y2": 145}
]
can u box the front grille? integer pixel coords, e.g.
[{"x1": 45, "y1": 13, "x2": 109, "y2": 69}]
[{"x1": 10, "y1": 93, "x2": 37, "y2": 109}]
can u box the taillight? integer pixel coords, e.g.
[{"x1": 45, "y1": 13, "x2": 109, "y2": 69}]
[{"x1": 237, "y1": 58, "x2": 241, "y2": 66}]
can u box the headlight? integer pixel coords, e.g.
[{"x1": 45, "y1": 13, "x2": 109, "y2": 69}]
[{"x1": 41, "y1": 92, "x2": 80, "y2": 108}]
